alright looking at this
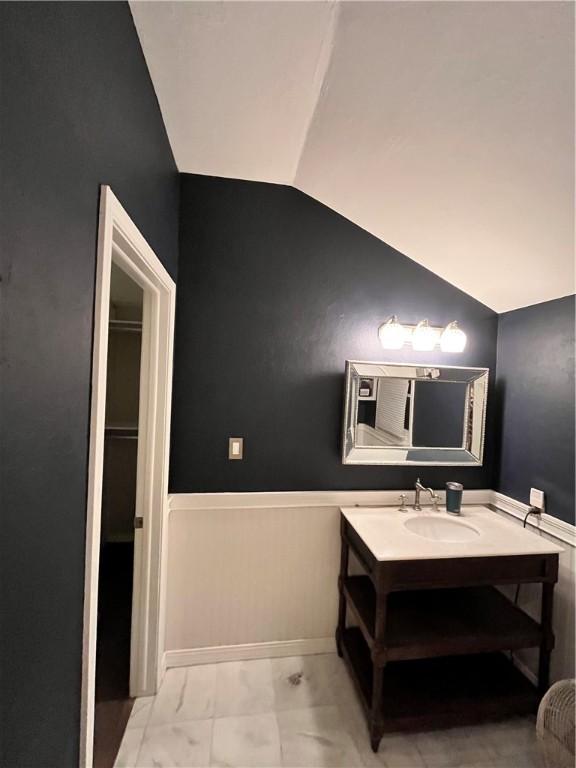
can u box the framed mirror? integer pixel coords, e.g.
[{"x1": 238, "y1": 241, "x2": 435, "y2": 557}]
[{"x1": 342, "y1": 361, "x2": 488, "y2": 465}]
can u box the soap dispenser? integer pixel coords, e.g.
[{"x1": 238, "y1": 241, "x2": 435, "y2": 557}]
[{"x1": 446, "y1": 482, "x2": 463, "y2": 515}]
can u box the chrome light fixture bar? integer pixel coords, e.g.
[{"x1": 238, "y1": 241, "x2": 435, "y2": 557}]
[{"x1": 378, "y1": 316, "x2": 467, "y2": 352}]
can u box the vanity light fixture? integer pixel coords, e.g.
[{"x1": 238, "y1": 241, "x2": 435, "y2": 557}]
[
  {"x1": 440, "y1": 321, "x2": 467, "y2": 353},
  {"x1": 377, "y1": 315, "x2": 407, "y2": 350},
  {"x1": 411, "y1": 319, "x2": 440, "y2": 352},
  {"x1": 378, "y1": 317, "x2": 467, "y2": 352}
]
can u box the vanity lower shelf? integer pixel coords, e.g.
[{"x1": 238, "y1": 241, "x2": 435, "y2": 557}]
[
  {"x1": 344, "y1": 576, "x2": 542, "y2": 662},
  {"x1": 341, "y1": 627, "x2": 539, "y2": 732}
]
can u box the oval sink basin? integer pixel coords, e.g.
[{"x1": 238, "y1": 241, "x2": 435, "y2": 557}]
[{"x1": 404, "y1": 516, "x2": 480, "y2": 543}]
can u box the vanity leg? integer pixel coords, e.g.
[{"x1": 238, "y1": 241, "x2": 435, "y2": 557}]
[
  {"x1": 370, "y1": 593, "x2": 388, "y2": 752},
  {"x1": 538, "y1": 581, "x2": 555, "y2": 695},
  {"x1": 370, "y1": 664, "x2": 384, "y2": 752},
  {"x1": 336, "y1": 525, "x2": 349, "y2": 658}
]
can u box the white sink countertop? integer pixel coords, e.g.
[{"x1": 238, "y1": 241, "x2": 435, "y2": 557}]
[{"x1": 340, "y1": 505, "x2": 563, "y2": 561}]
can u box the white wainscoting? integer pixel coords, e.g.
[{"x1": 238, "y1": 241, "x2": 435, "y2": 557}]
[
  {"x1": 491, "y1": 497, "x2": 575, "y2": 685},
  {"x1": 164, "y1": 489, "x2": 489, "y2": 665},
  {"x1": 165, "y1": 489, "x2": 574, "y2": 683},
  {"x1": 165, "y1": 501, "x2": 341, "y2": 662}
]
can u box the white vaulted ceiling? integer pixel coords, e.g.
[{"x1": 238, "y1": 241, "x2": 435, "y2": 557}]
[
  {"x1": 130, "y1": 1, "x2": 575, "y2": 313},
  {"x1": 130, "y1": 0, "x2": 338, "y2": 183}
]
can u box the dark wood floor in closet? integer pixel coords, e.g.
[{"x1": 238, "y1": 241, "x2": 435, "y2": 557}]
[{"x1": 94, "y1": 543, "x2": 134, "y2": 768}]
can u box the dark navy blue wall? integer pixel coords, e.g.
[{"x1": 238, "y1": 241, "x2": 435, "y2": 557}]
[
  {"x1": 495, "y1": 295, "x2": 575, "y2": 524},
  {"x1": 2, "y1": 6, "x2": 570, "y2": 763},
  {"x1": 171, "y1": 174, "x2": 498, "y2": 493},
  {"x1": 0, "y1": 3, "x2": 178, "y2": 765}
]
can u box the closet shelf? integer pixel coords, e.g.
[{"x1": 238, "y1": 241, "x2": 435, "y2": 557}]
[
  {"x1": 343, "y1": 576, "x2": 542, "y2": 662},
  {"x1": 109, "y1": 319, "x2": 142, "y2": 333},
  {"x1": 105, "y1": 424, "x2": 138, "y2": 439}
]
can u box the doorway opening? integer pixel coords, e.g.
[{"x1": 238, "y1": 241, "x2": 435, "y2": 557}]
[
  {"x1": 82, "y1": 187, "x2": 176, "y2": 768},
  {"x1": 93, "y1": 264, "x2": 143, "y2": 767}
]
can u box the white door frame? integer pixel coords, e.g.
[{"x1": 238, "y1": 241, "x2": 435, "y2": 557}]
[{"x1": 80, "y1": 186, "x2": 176, "y2": 768}]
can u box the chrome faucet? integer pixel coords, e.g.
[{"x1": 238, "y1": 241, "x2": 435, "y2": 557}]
[{"x1": 414, "y1": 478, "x2": 441, "y2": 511}]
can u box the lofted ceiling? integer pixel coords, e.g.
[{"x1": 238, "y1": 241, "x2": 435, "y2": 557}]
[{"x1": 130, "y1": 1, "x2": 574, "y2": 313}]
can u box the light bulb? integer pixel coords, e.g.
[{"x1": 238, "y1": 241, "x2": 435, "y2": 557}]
[
  {"x1": 440, "y1": 321, "x2": 467, "y2": 353},
  {"x1": 378, "y1": 316, "x2": 407, "y2": 349},
  {"x1": 411, "y1": 320, "x2": 440, "y2": 351}
]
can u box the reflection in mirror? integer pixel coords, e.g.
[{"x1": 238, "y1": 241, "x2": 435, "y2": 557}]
[{"x1": 343, "y1": 361, "x2": 488, "y2": 466}]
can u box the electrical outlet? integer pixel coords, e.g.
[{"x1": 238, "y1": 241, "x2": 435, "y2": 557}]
[{"x1": 529, "y1": 487, "x2": 545, "y2": 511}]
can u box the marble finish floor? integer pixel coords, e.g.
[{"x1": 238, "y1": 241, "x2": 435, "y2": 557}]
[{"x1": 114, "y1": 653, "x2": 543, "y2": 768}]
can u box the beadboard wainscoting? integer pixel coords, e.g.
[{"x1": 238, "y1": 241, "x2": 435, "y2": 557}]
[
  {"x1": 165, "y1": 490, "x2": 574, "y2": 683},
  {"x1": 490, "y1": 494, "x2": 575, "y2": 683},
  {"x1": 164, "y1": 490, "x2": 490, "y2": 665},
  {"x1": 165, "y1": 500, "x2": 341, "y2": 665},
  {"x1": 491, "y1": 502, "x2": 575, "y2": 685}
]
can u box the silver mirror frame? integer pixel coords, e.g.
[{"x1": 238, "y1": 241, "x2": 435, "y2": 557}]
[{"x1": 341, "y1": 360, "x2": 489, "y2": 466}]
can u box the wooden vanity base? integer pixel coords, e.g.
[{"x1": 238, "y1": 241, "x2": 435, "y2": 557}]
[{"x1": 336, "y1": 515, "x2": 558, "y2": 752}]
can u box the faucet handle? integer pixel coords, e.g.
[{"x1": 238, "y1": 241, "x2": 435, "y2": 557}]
[
  {"x1": 432, "y1": 493, "x2": 441, "y2": 511},
  {"x1": 398, "y1": 494, "x2": 408, "y2": 512}
]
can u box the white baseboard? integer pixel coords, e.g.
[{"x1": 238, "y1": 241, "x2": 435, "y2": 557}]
[
  {"x1": 492, "y1": 491, "x2": 575, "y2": 547},
  {"x1": 164, "y1": 638, "x2": 336, "y2": 668}
]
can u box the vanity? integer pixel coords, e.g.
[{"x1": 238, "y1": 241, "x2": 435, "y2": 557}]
[
  {"x1": 336, "y1": 504, "x2": 562, "y2": 751},
  {"x1": 337, "y1": 360, "x2": 562, "y2": 751}
]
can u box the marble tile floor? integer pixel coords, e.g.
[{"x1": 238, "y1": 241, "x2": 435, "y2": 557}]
[{"x1": 114, "y1": 653, "x2": 543, "y2": 768}]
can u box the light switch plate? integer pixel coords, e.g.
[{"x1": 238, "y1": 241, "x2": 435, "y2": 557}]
[
  {"x1": 530, "y1": 487, "x2": 545, "y2": 511},
  {"x1": 228, "y1": 437, "x2": 243, "y2": 460}
]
